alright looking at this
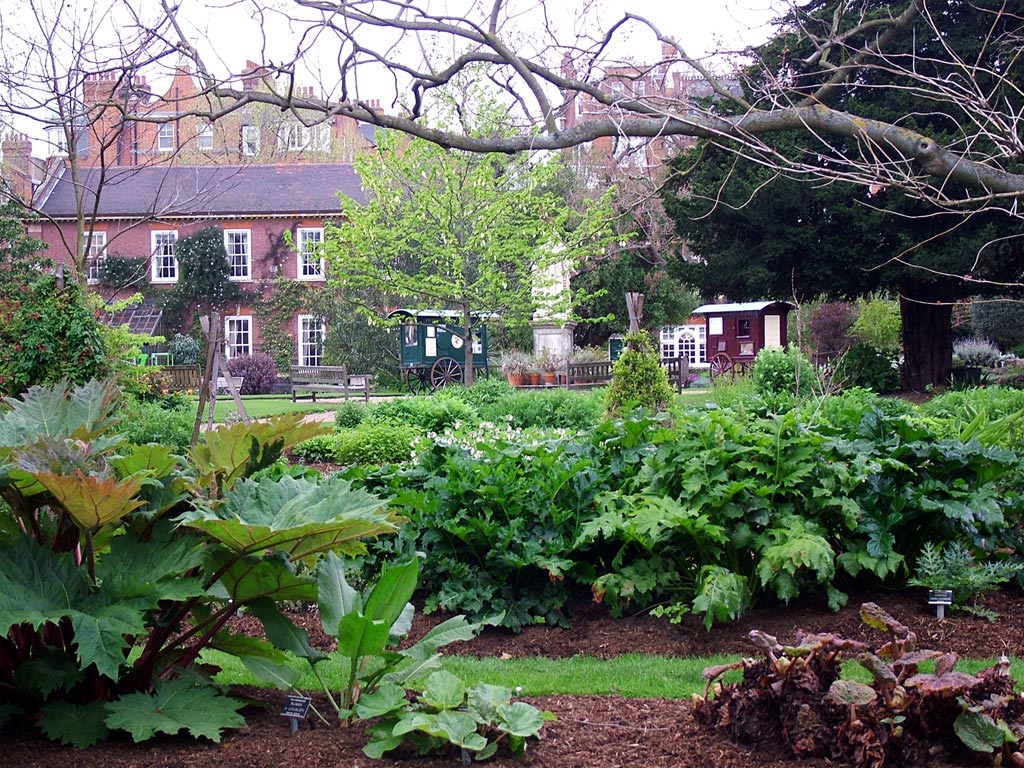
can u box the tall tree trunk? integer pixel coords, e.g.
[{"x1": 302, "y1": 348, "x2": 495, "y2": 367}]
[
  {"x1": 463, "y1": 304, "x2": 475, "y2": 386},
  {"x1": 899, "y1": 295, "x2": 952, "y2": 392}
]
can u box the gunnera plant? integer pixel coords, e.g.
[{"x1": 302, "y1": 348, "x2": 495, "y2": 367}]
[{"x1": 953, "y1": 337, "x2": 1000, "y2": 368}]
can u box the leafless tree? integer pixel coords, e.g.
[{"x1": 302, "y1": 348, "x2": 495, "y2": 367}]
[
  {"x1": 0, "y1": 1, "x2": 230, "y2": 280},
  {"x1": 145, "y1": 0, "x2": 1024, "y2": 216}
]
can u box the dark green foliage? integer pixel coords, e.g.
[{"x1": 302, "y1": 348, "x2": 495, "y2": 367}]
[
  {"x1": 166, "y1": 333, "x2": 201, "y2": 365},
  {"x1": 225, "y1": 352, "x2": 279, "y2": 394},
  {"x1": 971, "y1": 299, "x2": 1024, "y2": 353},
  {"x1": 169, "y1": 226, "x2": 243, "y2": 310},
  {"x1": 751, "y1": 346, "x2": 816, "y2": 397},
  {"x1": 0, "y1": 201, "x2": 50, "y2": 301},
  {"x1": 836, "y1": 343, "x2": 901, "y2": 393},
  {"x1": 663, "y1": 0, "x2": 1024, "y2": 390},
  {"x1": 0, "y1": 275, "x2": 109, "y2": 396},
  {"x1": 365, "y1": 395, "x2": 477, "y2": 434},
  {"x1": 605, "y1": 331, "x2": 674, "y2": 416},
  {"x1": 118, "y1": 398, "x2": 194, "y2": 453},
  {"x1": 98, "y1": 257, "x2": 148, "y2": 290},
  {"x1": 359, "y1": 428, "x2": 613, "y2": 630},
  {"x1": 810, "y1": 302, "x2": 855, "y2": 357}
]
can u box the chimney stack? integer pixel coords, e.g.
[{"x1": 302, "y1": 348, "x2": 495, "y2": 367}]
[{"x1": 2, "y1": 134, "x2": 34, "y2": 203}]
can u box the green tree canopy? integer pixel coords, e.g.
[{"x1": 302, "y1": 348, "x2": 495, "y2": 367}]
[
  {"x1": 664, "y1": 0, "x2": 1024, "y2": 390},
  {"x1": 325, "y1": 98, "x2": 615, "y2": 384}
]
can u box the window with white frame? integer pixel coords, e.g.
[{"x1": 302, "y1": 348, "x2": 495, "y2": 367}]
[
  {"x1": 157, "y1": 123, "x2": 175, "y2": 152},
  {"x1": 296, "y1": 227, "x2": 325, "y2": 280},
  {"x1": 224, "y1": 315, "x2": 252, "y2": 359},
  {"x1": 85, "y1": 231, "x2": 107, "y2": 284},
  {"x1": 197, "y1": 123, "x2": 213, "y2": 150},
  {"x1": 297, "y1": 315, "x2": 326, "y2": 366},
  {"x1": 224, "y1": 229, "x2": 251, "y2": 281},
  {"x1": 241, "y1": 125, "x2": 260, "y2": 156},
  {"x1": 277, "y1": 121, "x2": 330, "y2": 152},
  {"x1": 150, "y1": 230, "x2": 178, "y2": 282}
]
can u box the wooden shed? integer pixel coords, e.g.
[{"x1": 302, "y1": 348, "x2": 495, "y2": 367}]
[{"x1": 693, "y1": 301, "x2": 795, "y2": 378}]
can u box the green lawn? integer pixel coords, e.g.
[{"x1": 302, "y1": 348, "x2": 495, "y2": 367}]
[
  {"x1": 192, "y1": 394, "x2": 357, "y2": 421},
  {"x1": 204, "y1": 649, "x2": 1024, "y2": 699}
]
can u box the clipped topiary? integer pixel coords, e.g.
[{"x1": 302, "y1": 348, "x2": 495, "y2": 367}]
[{"x1": 605, "y1": 331, "x2": 674, "y2": 416}]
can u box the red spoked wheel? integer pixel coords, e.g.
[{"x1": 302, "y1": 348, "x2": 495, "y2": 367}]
[{"x1": 709, "y1": 352, "x2": 736, "y2": 381}]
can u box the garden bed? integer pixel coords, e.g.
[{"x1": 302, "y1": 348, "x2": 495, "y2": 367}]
[{"x1": 6, "y1": 589, "x2": 1023, "y2": 768}]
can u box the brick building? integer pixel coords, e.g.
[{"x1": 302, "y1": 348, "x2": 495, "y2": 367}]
[{"x1": 3, "y1": 61, "x2": 377, "y2": 367}]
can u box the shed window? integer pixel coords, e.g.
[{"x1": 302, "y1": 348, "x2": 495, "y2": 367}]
[{"x1": 737, "y1": 318, "x2": 751, "y2": 337}]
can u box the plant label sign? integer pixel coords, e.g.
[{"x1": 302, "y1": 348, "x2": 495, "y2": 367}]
[
  {"x1": 280, "y1": 695, "x2": 312, "y2": 734},
  {"x1": 928, "y1": 589, "x2": 953, "y2": 619}
]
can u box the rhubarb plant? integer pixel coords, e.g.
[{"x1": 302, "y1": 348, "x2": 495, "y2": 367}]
[{"x1": 0, "y1": 380, "x2": 400, "y2": 746}]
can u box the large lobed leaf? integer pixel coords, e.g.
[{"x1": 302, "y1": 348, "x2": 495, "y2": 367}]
[
  {"x1": 0, "y1": 380, "x2": 120, "y2": 449},
  {"x1": 33, "y1": 470, "x2": 144, "y2": 530},
  {"x1": 104, "y1": 678, "x2": 246, "y2": 742},
  {"x1": 184, "y1": 474, "x2": 399, "y2": 561},
  {"x1": 187, "y1": 414, "x2": 328, "y2": 492}
]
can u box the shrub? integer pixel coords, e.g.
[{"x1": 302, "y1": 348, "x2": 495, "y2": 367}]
[
  {"x1": 333, "y1": 421, "x2": 420, "y2": 465},
  {"x1": 971, "y1": 298, "x2": 1024, "y2": 352},
  {"x1": 953, "y1": 336, "x2": 1000, "y2": 367},
  {"x1": 119, "y1": 398, "x2": 194, "y2": 453},
  {"x1": 167, "y1": 333, "x2": 201, "y2": 365},
  {"x1": 482, "y1": 388, "x2": 604, "y2": 430},
  {"x1": 835, "y1": 342, "x2": 901, "y2": 393},
  {"x1": 0, "y1": 275, "x2": 109, "y2": 397},
  {"x1": 809, "y1": 301, "x2": 855, "y2": 357},
  {"x1": 850, "y1": 294, "x2": 901, "y2": 354},
  {"x1": 605, "y1": 331, "x2": 674, "y2": 416},
  {"x1": 225, "y1": 352, "x2": 279, "y2": 394},
  {"x1": 292, "y1": 433, "x2": 342, "y2": 462},
  {"x1": 365, "y1": 395, "x2": 476, "y2": 433},
  {"x1": 445, "y1": 375, "x2": 515, "y2": 409},
  {"x1": 751, "y1": 345, "x2": 816, "y2": 397},
  {"x1": 332, "y1": 400, "x2": 367, "y2": 429}
]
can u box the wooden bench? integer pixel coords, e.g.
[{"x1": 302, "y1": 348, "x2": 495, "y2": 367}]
[
  {"x1": 564, "y1": 357, "x2": 692, "y2": 391},
  {"x1": 163, "y1": 365, "x2": 202, "y2": 392},
  {"x1": 289, "y1": 365, "x2": 373, "y2": 402},
  {"x1": 565, "y1": 360, "x2": 614, "y2": 389}
]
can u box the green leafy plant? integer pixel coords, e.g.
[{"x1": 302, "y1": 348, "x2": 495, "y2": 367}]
[
  {"x1": 361, "y1": 670, "x2": 552, "y2": 760},
  {"x1": 836, "y1": 343, "x2": 901, "y2": 393},
  {"x1": 333, "y1": 422, "x2": 420, "y2": 465},
  {"x1": 751, "y1": 345, "x2": 816, "y2": 397},
  {"x1": 605, "y1": 331, "x2": 675, "y2": 416},
  {"x1": 908, "y1": 541, "x2": 1022, "y2": 620},
  {"x1": 167, "y1": 332, "x2": 202, "y2": 365},
  {"x1": 0, "y1": 381, "x2": 399, "y2": 746},
  {"x1": 245, "y1": 553, "x2": 550, "y2": 760}
]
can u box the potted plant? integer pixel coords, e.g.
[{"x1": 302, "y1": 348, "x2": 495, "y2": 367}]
[
  {"x1": 951, "y1": 337, "x2": 999, "y2": 386},
  {"x1": 499, "y1": 350, "x2": 530, "y2": 386},
  {"x1": 535, "y1": 349, "x2": 561, "y2": 385}
]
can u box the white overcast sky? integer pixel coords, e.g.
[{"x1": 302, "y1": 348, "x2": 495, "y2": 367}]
[{"x1": 5, "y1": 0, "x2": 786, "y2": 151}]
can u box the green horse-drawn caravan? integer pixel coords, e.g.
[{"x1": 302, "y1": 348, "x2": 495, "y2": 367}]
[{"x1": 388, "y1": 309, "x2": 492, "y2": 392}]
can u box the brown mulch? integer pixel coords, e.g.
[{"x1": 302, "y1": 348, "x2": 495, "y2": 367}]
[{"x1": 5, "y1": 588, "x2": 1023, "y2": 768}]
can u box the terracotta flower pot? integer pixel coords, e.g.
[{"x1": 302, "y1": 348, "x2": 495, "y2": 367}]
[{"x1": 529, "y1": 372, "x2": 541, "y2": 386}]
